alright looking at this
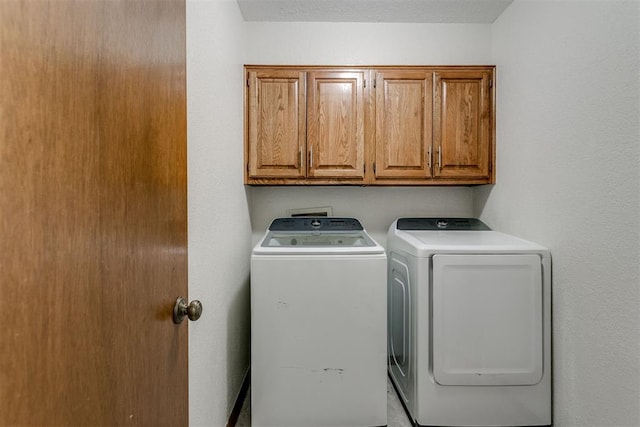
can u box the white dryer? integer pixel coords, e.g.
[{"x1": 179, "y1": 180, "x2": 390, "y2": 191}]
[
  {"x1": 387, "y1": 218, "x2": 551, "y2": 427},
  {"x1": 251, "y1": 217, "x2": 387, "y2": 427}
]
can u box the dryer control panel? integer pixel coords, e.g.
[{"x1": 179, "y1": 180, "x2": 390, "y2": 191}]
[{"x1": 397, "y1": 218, "x2": 491, "y2": 231}]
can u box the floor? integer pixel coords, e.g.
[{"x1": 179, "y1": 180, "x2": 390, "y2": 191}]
[{"x1": 235, "y1": 376, "x2": 413, "y2": 427}]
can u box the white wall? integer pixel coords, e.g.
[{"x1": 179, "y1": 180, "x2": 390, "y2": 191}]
[
  {"x1": 187, "y1": 1, "x2": 252, "y2": 426},
  {"x1": 250, "y1": 186, "x2": 473, "y2": 246},
  {"x1": 476, "y1": 1, "x2": 640, "y2": 425},
  {"x1": 245, "y1": 22, "x2": 493, "y2": 241},
  {"x1": 244, "y1": 22, "x2": 492, "y2": 65}
]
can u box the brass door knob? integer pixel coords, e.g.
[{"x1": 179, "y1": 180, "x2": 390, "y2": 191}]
[{"x1": 173, "y1": 297, "x2": 202, "y2": 324}]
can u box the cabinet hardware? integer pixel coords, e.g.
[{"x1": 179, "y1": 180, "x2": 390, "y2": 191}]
[
  {"x1": 309, "y1": 147, "x2": 313, "y2": 168},
  {"x1": 299, "y1": 150, "x2": 303, "y2": 168},
  {"x1": 489, "y1": 79, "x2": 493, "y2": 88},
  {"x1": 437, "y1": 147, "x2": 442, "y2": 169},
  {"x1": 364, "y1": 79, "x2": 366, "y2": 88},
  {"x1": 373, "y1": 162, "x2": 376, "y2": 174},
  {"x1": 427, "y1": 147, "x2": 431, "y2": 170}
]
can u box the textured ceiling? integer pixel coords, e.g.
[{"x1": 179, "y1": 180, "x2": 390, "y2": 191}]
[{"x1": 236, "y1": 0, "x2": 514, "y2": 23}]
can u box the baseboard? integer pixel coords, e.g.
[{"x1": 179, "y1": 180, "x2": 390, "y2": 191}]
[{"x1": 226, "y1": 367, "x2": 250, "y2": 427}]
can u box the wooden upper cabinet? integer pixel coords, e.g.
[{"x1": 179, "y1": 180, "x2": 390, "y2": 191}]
[
  {"x1": 245, "y1": 65, "x2": 495, "y2": 185},
  {"x1": 307, "y1": 70, "x2": 366, "y2": 179},
  {"x1": 433, "y1": 69, "x2": 493, "y2": 181},
  {"x1": 246, "y1": 69, "x2": 306, "y2": 178},
  {"x1": 374, "y1": 69, "x2": 433, "y2": 179}
]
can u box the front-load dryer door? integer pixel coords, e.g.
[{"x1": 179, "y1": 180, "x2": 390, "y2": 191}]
[{"x1": 432, "y1": 254, "x2": 543, "y2": 386}]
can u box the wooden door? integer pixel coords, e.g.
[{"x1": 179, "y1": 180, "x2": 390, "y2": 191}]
[
  {"x1": 0, "y1": 0, "x2": 188, "y2": 425},
  {"x1": 433, "y1": 69, "x2": 493, "y2": 180},
  {"x1": 246, "y1": 69, "x2": 306, "y2": 179},
  {"x1": 307, "y1": 70, "x2": 366, "y2": 180},
  {"x1": 374, "y1": 69, "x2": 433, "y2": 180}
]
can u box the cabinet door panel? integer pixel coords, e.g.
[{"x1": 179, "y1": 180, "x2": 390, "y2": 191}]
[
  {"x1": 375, "y1": 70, "x2": 432, "y2": 179},
  {"x1": 307, "y1": 71, "x2": 365, "y2": 179},
  {"x1": 434, "y1": 70, "x2": 492, "y2": 180},
  {"x1": 247, "y1": 70, "x2": 306, "y2": 178}
]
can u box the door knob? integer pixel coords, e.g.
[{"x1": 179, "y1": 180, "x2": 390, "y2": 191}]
[{"x1": 173, "y1": 297, "x2": 202, "y2": 324}]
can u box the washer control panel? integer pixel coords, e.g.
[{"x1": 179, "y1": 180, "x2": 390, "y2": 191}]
[
  {"x1": 397, "y1": 218, "x2": 490, "y2": 231},
  {"x1": 269, "y1": 217, "x2": 364, "y2": 232}
]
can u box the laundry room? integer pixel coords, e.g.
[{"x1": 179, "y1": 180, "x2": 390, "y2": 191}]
[{"x1": 187, "y1": 1, "x2": 639, "y2": 427}]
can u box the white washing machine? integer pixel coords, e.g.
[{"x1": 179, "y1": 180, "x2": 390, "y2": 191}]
[
  {"x1": 251, "y1": 217, "x2": 387, "y2": 427},
  {"x1": 387, "y1": 218, "x2": 551, "y2": 427}
]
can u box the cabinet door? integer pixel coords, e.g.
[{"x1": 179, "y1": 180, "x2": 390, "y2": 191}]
[
  {"x1": 247, "y1": 69, "x2": 306, "y2": 178},
  {"x1": 307, "y1": 70, "x2": 366, "y2": 179},
  {"x1": 374, "y1": 70, "x2": 433, "y2": 179},
  {"x1": 433, "y1": 70, "x2": 492, "y2": 180}
]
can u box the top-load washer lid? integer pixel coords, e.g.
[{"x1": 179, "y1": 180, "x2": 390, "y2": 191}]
[
  {"x1": 254, "y1": 217, "x2": 384, "y2": 255},
  {"x1": 389, "y1": 218, "x2": 550, "y2": 257}
]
